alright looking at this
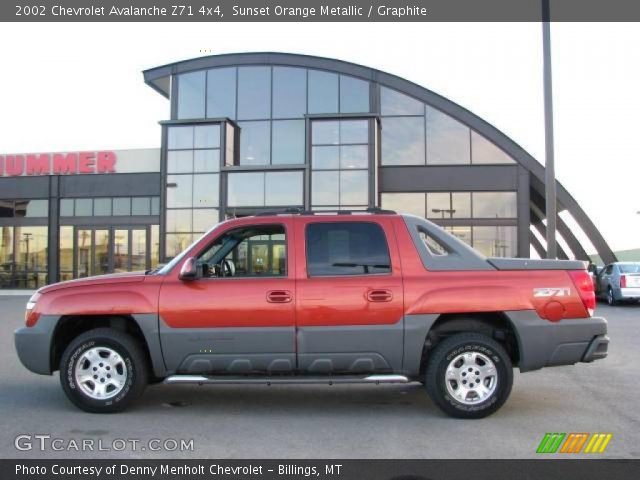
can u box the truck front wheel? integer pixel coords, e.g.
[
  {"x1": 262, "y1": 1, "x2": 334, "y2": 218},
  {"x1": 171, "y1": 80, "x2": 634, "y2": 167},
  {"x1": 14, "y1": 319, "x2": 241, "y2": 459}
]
[
  {"x1": 59, "y1": 328, "x2": 148, "y2": 413},
  {"x1": 425, "y1": 332, "x2": 513, "y2": 419}
]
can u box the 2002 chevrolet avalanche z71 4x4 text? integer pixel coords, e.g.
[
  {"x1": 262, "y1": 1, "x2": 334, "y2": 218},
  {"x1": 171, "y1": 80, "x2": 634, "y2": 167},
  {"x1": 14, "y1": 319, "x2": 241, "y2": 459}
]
[{"x1": 15, "y1": 210, "x2": 608, "y2": 418}]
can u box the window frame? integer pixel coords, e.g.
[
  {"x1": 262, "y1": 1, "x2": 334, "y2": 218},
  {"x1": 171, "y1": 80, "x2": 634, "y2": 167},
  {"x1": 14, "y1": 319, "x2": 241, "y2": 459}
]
[
  {"x1": 304, "y1": 221, "x2": 392, "y2": 278},
  {"x1": 194, "y1": 223, "x2": 290, "y2": 280}
]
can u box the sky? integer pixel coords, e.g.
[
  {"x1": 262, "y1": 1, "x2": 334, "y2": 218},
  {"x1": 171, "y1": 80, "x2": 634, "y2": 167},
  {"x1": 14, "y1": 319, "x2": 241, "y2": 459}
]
[{"x1": 0, "y1": 22, "x2": 638, "y2": 253}]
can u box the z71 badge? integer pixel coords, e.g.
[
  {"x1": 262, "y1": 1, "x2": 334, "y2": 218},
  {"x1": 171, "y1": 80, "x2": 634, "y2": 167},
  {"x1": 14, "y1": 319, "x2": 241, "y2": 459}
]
[{"x1": 533, "y1": 287, "x2": 571, "y2": 297}]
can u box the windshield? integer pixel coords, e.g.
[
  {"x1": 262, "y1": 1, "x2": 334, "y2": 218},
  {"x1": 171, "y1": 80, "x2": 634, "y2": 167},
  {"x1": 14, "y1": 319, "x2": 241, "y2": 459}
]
[
  {"x1": 155, "y1": 223, "x2": 221, "y2": 275},
  {"x1": 619, "y1": 263, "x2": 640, "y2": 274}
]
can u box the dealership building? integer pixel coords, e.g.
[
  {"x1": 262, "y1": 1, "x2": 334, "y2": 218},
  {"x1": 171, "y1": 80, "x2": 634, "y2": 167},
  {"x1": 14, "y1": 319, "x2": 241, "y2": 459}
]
[{"x1": 0, "y1": 53, "x2": 615, "y2": 289}]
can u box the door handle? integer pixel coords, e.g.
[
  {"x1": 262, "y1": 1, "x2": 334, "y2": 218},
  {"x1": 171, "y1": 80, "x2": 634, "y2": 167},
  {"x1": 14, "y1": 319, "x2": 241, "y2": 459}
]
[
  {"x1": 267, "y1": 290, "x2": 293, "y2": 303},
  {"x1": 367, "y1": 289, "x2": 393, "y2": 302}
]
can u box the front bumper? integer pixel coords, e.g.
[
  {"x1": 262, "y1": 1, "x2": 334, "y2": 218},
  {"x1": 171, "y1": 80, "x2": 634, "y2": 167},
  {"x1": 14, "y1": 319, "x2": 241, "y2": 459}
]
[
  {"x1": 506, "y1": 311, "x2": 608, "y2": 372},
  {"x1": 14, "y1": 316, "x2": 59, "y2": 375}
]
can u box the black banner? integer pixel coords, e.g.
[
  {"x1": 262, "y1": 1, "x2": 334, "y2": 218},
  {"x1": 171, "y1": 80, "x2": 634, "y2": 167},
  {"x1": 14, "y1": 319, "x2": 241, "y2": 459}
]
[
  {"x1": 4, "y1": 0, "x2": 640, "y2": 22},
  {"x1": 2, "y1": 459, "x2": 639, "y2": 480}
]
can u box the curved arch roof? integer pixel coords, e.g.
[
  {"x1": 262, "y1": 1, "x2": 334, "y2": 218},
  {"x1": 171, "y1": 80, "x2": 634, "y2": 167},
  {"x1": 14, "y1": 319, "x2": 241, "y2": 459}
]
[{"x1": 143, "y1": 52, "x2": 615, "y2": 264}]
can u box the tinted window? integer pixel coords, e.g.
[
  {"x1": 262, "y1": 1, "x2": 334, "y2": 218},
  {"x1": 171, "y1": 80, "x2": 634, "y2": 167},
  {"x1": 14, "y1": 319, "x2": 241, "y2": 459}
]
[
  {"x1": 381, "y1": 117, "x2": 425, "y2": 165},
  {"x1": 471, "y1": 131, "x2": 515, "y2": 164},
  {"x1": 15, "y1": 200, "x2": 48, "y2": 218},
  {"x1": 60, "y1": 199, "x2": 74, "y2": 216},
  {"x1": 306, "y1": 222, "x2": 391, "y2": 276},
  {"x1": 380, "y1": 193, "x2": 426, "y2": 218},
  {"x1": 472, "y1": 192, "x2": 517, "y2": 218},
  {"x1": 227, "y1": 172, "x2": 265, "y2": 207},
  {"x1": 308, "y1": 70, "x2": 338, "y2": 114},
  {"x1": 272, "y1": 67, "x2": 306, "y2": 118},
  {"x1": 75, "y1": 199, "x2": 92, "y2": 216},
  {"x1": 167, "y1": 150, "x2": 193, "y2": 173},
  {"x1": 206, "y1": 67, "x2": 236, "y2": 119},
  {"x1": 340, "y1": 75, "x2": 370, "y2": 113},
  {"x1": 473, "y1": 226, "x2": 517, "y2": 258},
  {"x1": 131, "y1": 197, "x2": 151, "y2": 216},
  {"x1": 427, "y1": 192, "x2": 471, "y2": 219},
  {"x1": 619, "y1": 264, "x2": 640, "y2": 274},
  {"x1": 194, "y1": 149, "x2": 220, "y2": 172},
  {"x1": 167, "y1": 126, "x2": 194, "y2": 150},
  {"x1": 426, "y1": 106, "x2": 470, "y2": 165},
  {"x1": 194, "y1": 124, "x2": 220, "y2": 149},
  {"x1": 265, "y1": 171, "x2": 303, "y2": 206},
  {"x1": 272, "y1": 120, "x2": 305, "y2": 164},
  {"x1": 380, "y1": 87, "x2": 424, "y2": 116},
  {"x1": 113, "y1": 197, "x2": 131, "y2": 216},
  {"x1": 166, "y1": 174, "x2": 193, "y2": 208},
  {"x1": 238, "y1": 121, "x2": 270, "y2": 165},
  {"x1": 177, "y1": 71, "x2": 206, "y2": 119},
  {"x1": 193, "y1": 174, "x2": 220, "y2": 207},
  {"x1": 93, "y1": 198, "x2": 112, "y2": 216},
  {"x1": 237, "y1": 67, "x2": 271, "y2": 120}
]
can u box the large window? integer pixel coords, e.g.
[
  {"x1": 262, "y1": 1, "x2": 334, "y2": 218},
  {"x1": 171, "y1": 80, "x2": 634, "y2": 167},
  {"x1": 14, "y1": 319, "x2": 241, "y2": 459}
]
[
  {"x1": 473, "y1": 226, "x2": 517, "y2": 258},
  {"x1": 227, "y1": 171, "x2": 303, "y2": 208},
  {"x1": 59, "y1": 225, "x2": 160, "y2": 280},
  {"x1": 177, "y1": 66, "x2": 371, "y2": 166},
  {"x1": 311, "y1": 119, "x2": 370, "y2": 209},
  {"x1": 177, "y1": 71, "x2": 206, "y2": 119},
  {"x1": 0, "y1": 226, "x2": 48, "y2": 289},
  {"x1": 381, "y1": 191, "x2": 516, "y2": 219},
  {"x1": 379, "y1": 87, "x2": 516, "y2": 166},
  {"x1": 380, "y1": 192, "x2": 518, "y2": 257},
  {"x1": 59, "y1": 197, "x2": 159, "y2": 217},
  {"x1": 0, "y1": 200, "x2": 48, "y2": 218},
  {"x1": 165, "y1": 124, "x2": 221, "y2": 258},
  {"x1": 306, "y1": 222, "x2": 391, "y2": 276}
]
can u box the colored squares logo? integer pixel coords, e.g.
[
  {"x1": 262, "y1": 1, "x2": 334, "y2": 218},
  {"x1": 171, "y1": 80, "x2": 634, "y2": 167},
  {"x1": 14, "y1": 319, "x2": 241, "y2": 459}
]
[{"x1": 537, "y1": 433, "x2": 612, "y2": 454}]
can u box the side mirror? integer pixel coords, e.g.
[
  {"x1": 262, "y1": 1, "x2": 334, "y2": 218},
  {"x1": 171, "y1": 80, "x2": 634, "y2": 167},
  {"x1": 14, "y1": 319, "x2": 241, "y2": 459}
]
[{"x1": 179, "y1": 257, "x2": 199, "y2": 281}]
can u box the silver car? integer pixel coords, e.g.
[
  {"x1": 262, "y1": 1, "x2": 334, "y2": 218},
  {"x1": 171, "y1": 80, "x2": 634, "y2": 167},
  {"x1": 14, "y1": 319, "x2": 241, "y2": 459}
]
[{"x1": 595, "y1": 262, "x2": 640, "y2": 305}]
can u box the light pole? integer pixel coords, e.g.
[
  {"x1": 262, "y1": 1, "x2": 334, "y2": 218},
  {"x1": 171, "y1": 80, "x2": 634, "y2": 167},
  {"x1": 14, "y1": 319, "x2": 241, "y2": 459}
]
[
  {"x1": 431, "y1": 208, "x2": 456, "y2": 219},
  {"x1": 23, "y1": 233, "x2": 32, "y2": 271},
  {"x1": 542, "y1": 0, "x2": 557, "y2": 259}
]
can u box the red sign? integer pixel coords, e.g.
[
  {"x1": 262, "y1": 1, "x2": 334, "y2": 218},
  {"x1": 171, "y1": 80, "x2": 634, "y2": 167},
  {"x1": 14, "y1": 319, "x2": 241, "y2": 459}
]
[{"x1": 0, "y1": 151, "x2": 117, "y2": 177}]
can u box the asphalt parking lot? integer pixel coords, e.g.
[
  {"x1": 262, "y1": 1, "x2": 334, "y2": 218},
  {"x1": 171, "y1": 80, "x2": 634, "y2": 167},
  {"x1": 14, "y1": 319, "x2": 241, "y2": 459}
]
[{"x1": 0, "y1": 295, "x2": 638, "y2": 459}]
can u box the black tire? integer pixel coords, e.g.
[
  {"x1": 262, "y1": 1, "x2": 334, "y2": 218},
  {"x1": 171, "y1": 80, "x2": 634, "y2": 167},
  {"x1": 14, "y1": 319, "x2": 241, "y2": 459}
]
[
  {"x1": 607, "y1": 287, "x2": 617, "y2": 306},
  {"x1": 59, "y1": 328, "x2": 148, "y2": 413},
  {"x1": 425, "y1": 332, "x2": 513, "y2": 419}
]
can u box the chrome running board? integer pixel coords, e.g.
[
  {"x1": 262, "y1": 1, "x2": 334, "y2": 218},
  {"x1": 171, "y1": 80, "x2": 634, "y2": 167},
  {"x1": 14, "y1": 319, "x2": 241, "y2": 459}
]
[{"x1": 164, "y1": 374, "x2": 410, "y2": 385}]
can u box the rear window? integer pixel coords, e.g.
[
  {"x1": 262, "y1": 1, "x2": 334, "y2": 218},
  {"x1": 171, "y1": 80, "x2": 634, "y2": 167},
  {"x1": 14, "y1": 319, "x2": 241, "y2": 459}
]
[
  {"x1": 619, "y1": 264, "x2": 640, "y2": 274},
  {"x1": 306, "y1": 222, "x2": 391, "y2": 276}
]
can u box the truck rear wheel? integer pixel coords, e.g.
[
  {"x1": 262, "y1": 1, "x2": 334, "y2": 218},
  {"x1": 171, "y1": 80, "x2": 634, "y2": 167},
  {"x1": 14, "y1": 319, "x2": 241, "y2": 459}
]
[
  {"x1": 425, "y1": 332, "x2": 513, "y2": 419},
  {"x1": 59, "y1": 328, "x2": 148, "y2": 413}
]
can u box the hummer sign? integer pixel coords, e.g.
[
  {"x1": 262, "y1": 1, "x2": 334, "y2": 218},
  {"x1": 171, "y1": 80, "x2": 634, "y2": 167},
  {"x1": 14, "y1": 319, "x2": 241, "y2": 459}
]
[{"x1": 0, "y1": 151, "x2": 117, "y2": 176}]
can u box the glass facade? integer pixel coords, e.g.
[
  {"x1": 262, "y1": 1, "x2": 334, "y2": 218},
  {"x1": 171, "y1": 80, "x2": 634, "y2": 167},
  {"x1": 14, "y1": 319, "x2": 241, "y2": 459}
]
[
  {"x1": 0, "y1": 225, "x2": 48, "y2": 289},
  {"x1": 60, "y1": 197, "x2": 159, "y2": 217},
  {"x1": 311, "y1": 119, "x2": 370, "y2": 209},
  {"x1": 59, "y1": 225, "x2": 160, "y2": 280},
  {"x1": 379, "y1": 87, "x2": 516, "y2": 166},
  {"x1": 0, "y1": 199, "x2": 48, "y2": 218},
  {"x1": 381, "y1": 191, "x2": 518, "y2": 257},
  {"x1": 165, "y1": 124, "x2": 221, "y2": 258},
  {"x1": 168, "y1": 63, "x2": 524, "y2": 259}
]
